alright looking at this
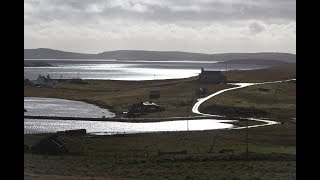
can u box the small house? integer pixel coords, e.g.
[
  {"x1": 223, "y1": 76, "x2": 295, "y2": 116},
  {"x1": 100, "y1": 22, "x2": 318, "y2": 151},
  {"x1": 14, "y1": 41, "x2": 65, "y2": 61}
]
[{"x1": 199, "y1": 67, "x2": 226, "y2": 83}]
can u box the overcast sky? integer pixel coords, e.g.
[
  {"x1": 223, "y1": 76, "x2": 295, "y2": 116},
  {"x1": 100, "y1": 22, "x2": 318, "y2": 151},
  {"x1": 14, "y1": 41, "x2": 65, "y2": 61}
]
[{"x1": 24, "y1": 0, "x2": 296, "y2": 54}]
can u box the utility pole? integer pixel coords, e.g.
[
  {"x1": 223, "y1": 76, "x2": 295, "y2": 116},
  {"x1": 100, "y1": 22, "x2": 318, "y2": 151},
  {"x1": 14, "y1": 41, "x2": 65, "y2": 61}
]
[
  {"x1": 246, "y1": 117, "x2": 248, "y2": 160},
  {"x1": 158, "y1": 98, "x2": 161, "y2": 118},
  {"x1": 272, "y1": 89, "x2": 279, "y2": 122},
  {"x1": 187, "y1": 119, "x2": 189, "y2": 131},
  {"x1": 246, "y1": 106, "x2": 254, "y2": 160},
  {"x1": 228, "y1": 64, "x2": 231, "y2": 81},
  {"x1": 274, "y1": 89, "x2": 280, "y2": 123},
  {"x1": 225, "y1": 63, "x2": 228, "y2": 81},
  {"x1": 186, "y1": 102, "x2": 189, "y2": 117}
]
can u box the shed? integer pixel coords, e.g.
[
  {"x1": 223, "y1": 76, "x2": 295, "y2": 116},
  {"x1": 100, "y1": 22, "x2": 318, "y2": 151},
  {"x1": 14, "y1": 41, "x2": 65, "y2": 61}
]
[
  {"x1": 199, "y1": 67, "x2": 226, "y2": 83},
  {"x1": 143, "y1": 102, "x2": 165, "y2": 112}
]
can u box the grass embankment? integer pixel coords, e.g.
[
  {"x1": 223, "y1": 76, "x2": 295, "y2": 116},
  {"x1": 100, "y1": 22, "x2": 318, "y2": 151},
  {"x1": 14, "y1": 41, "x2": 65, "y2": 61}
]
[
  {"x1": 200, "y1": 81, "x2": 296, "y2": 122},
  {"x1": 223, "y1": 63, "x2": 296, "y2": 83},
  {"x1": 24, "y1": 76, "x2": 233, "y2": 118},
  {"x1": 24, "y1": 123, "x2": 296, "y2": 179}
]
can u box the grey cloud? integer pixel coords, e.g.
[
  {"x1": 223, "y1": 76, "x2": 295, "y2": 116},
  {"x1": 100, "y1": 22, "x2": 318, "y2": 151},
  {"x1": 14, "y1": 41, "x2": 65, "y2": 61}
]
[
  {"x1": 24, "y1": 0, "x2": 296, "y2": 24},
  {"x1": 249, "y1": 22, "x2": 265, "y2": 34},
  {"x1": 24, "y1": 0, "x2": 296, "y2": 54}
]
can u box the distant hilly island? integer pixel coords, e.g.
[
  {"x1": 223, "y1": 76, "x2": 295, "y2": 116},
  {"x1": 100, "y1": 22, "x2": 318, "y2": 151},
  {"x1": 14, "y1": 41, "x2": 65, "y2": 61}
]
[{"x1": 24, "y1": 48, "x2": 295, "y2": 66}]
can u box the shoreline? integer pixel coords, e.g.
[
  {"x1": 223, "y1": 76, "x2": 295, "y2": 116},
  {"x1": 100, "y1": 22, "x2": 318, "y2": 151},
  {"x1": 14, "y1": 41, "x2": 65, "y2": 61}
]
[
  {"x1": 24, "y1": 115, "x2": 219, "y2": 122},
  {"x1": 24, "y1": 105, "x2": 271, "y2": 129}
]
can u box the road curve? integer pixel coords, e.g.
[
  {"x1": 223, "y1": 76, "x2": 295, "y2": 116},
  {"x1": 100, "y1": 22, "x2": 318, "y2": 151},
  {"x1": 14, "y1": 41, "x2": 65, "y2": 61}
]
[
  {"x1": 191, "y1": 79, "x2": 296, "y2": 128},
  {"x1": 192, "y1": 83, "x2": 254, "y2": 116}
]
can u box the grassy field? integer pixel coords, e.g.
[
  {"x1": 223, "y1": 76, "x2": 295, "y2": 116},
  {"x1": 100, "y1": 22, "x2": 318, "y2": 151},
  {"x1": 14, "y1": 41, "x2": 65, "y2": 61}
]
[
  {"x1": 24, "y1": 76, "x2": 233, "y2": 118},
  {"x1": 24, "y1": 123, "x2": 296, "y2": 179},
  {"x1": 24, "y1": 64, "x2": 296, "y2": 179},
  {"x1": 223, "y1": 64, "x2": 296, "y2": 83},
  {"x1": 200, "y1": 81, "x2": 296, "y2": 122},
  {"x1": 24, "y1": 64, "x2": 296, "y2": 120}
]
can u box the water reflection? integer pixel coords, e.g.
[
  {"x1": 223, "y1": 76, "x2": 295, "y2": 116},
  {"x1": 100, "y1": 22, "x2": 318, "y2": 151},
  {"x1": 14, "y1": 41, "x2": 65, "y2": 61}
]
[
  {"x1": 24, "y1": 119, "x2": 235, "y2": 135},
  {"x1": 24, "y1": 60, "x2": 268, "y2": 80},
  {"x1": 24, "y1": 97, "x2": 115, "y2": 118},
  {"x1": 24, "y1": 97, "x2": 236, "y2": 135}
]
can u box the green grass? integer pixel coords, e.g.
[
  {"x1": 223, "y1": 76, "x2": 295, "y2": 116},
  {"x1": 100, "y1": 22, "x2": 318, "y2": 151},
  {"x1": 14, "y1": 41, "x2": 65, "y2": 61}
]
[
  {"x1": 24, "y1": 154, "x2": 296, "y2": 179},
  {"x1": 223, "y1": 64, "x2": 296, "y2": 83},
  {"x1": 200, "y1": 81, "x2": 296, "y2": 122},
  {"x1": 25, "y1": 64, "x2": 296, "y2": 121},
  {"x1": 24, "y1": 64, "x2": 296, "y2": 179},
  {"x1": 25, "y1": 76, "x2": 233, "y2": 119},
  {"x1": 24, "y1": 124, "x2": 296, "y2": 179}
]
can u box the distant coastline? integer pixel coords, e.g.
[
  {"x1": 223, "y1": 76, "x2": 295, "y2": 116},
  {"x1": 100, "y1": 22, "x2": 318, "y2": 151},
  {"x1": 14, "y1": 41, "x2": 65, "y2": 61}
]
[
  {"x1": 24, "y1": 48, "x2": 296, "y2": 63},
  {"x1": 24, "y1": 61, "x2": 53, "y2": 67}
]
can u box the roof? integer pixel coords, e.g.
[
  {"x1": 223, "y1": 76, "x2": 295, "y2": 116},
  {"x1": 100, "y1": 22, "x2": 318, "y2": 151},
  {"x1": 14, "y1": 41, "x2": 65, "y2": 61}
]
[
  {"x1": 143, "y1": 102, "x2": 159, "y2": 106},
  {"x1": 200, "y1": 70, "x2": 224, "y2": 75}
]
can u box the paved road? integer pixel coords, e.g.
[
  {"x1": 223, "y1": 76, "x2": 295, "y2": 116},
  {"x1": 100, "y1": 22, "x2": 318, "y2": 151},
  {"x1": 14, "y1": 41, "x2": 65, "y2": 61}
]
[{"x1": 191, "y1": 79, "x2": 296, "y2": 128}]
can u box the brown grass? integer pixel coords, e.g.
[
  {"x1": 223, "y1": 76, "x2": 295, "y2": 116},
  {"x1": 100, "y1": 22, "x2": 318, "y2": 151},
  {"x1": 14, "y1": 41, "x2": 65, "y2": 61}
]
[
  {"x1": 200, "y1": 81, "x2": 296, "y2": 121},
  {"x1": 24, "y1": 64, "x2": 296, "y2": 179},
  {"x1": 24, "y1": 76, "x2": 233, "y2": 118},
  {"x1": 24, "y1": 124, "x2": 296, "y2": 179},
  {"x1": 223, "y1": 64, "x2": 296, "y2": 82}
]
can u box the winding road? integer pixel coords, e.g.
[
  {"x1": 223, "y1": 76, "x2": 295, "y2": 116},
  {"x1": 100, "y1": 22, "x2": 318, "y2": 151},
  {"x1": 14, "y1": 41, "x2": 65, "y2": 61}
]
[
  {"x1": 24, "y1": 79, "x2": 295, "y2": 134},
  {"x1": 191, "y1": 79, "x2": 296, "y2": 129}
]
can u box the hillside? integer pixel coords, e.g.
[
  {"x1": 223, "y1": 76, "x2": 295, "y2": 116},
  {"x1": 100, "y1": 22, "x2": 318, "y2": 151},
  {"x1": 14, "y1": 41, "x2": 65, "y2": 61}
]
[
  {"x1": 24, "y1": 48, "x2": 296, "y2": 63},
  {"x1": 217, "y1": 59, "x2": 292, "y2": 65},
  {"x1": 24, "y1": 48, "x2": 95, "y2": 59}
]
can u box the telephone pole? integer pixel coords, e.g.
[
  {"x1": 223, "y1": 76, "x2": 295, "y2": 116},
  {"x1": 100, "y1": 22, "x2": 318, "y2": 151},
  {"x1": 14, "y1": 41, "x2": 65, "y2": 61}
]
[
  {"x1": 274, "y1": 89, "x2": 280, "y2": 123},
  {"x1": 187, "y1": 119, "x2": 189, "y2": 131},
  {"x1": 186, "y1": 100, "x2": 189, "y2": 131},
  {"x1": 225, "y1": 63, "x2": 228, "y2": 80},
  {"x1": 246, "y1": 106, "x2": 254, "y2": 160},
  {"x1": 228, "y1": 64, "x2": 231, "y2": 81},
  {"x1": 246, "y1": 117, "x2": 248, "y2": 160}
]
